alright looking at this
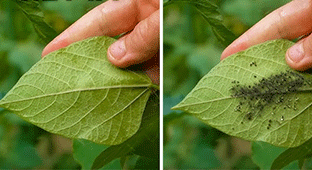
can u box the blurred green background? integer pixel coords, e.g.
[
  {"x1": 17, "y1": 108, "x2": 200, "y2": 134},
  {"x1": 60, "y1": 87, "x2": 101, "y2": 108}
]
[
  {"x1": 0, "y1": 0, "x2": 125, "y2": 169},
  {"x1": 163, "y1": 0, "x2": 312, "y2": 169}
]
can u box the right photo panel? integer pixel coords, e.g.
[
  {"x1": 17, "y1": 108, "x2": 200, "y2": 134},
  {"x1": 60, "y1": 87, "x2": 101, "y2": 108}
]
[{"x1": 163, "y1": 0, "x2": 312, "y2": 169}]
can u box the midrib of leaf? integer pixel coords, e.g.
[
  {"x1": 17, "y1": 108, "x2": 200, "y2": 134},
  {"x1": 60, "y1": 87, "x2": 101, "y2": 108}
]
[
  {"x1": 172, "y1": 96, "x2": 232, "y2": 109},
  {"x1": 0, "y1": 84, "x2": 152, "y2": 105},
  {"x1": 173, "y1": 88, "x2": 312, "y2": 109}
]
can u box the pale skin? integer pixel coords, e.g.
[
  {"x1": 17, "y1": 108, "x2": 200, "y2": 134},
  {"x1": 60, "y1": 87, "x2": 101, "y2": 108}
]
[
  {"x1": 42, "y1": 0, "x2": 159, "y2": 84},
  {"x1": 221, "y1": 0, "x2": 312, "y2": 71}
]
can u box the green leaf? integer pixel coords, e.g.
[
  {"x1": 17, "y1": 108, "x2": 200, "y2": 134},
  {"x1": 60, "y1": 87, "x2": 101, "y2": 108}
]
[
  {"x1": 222, "y1": 0, "x2": 290, "y2": 26},
  {"x1": 163, "y1": 115, "x2": 221, "y2": 169},
  {"x1": 73, "y1": 139, "x2": 107, "y2": 169},
  {"x1": 73, "y1": 139, "x2": 121, "y2": 170},
  {"x1": 91, "y1": 93, "x2": 159, "y2": 169},
  {"x1": 134, "y1": 156, "x2": 159, "y2": 169},
  {"x1": 165, "y1": 0, "x2": 236, "y2": 46},
  {"x1": 163, "y1": 0, "x2": 172, "y2": 6},
  {"x1": 173, "y1": 39, "x2": 312, "y2": 147},
  {"x1": 14, "y1": 0, "x2": 57, "y2": 44},
  {"x1": 270, "y1": 138, "x2": 312, "y2": 169},
  {"x1": 252, "y1": 141, "x2": 298, "y2": 170},
  {"x1": 0, "y1": 36, "x2": 153, "y2": 145},
  {"x1": 42, "y1": 0, "x2": 103, "y2": 23}
]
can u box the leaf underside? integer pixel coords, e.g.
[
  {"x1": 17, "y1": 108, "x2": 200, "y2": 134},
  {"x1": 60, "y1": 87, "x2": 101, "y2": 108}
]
[
  {"x1": 173, "y1": 39, "x2": 312, "y2": 148},
  {"x1": 0, "y1": 36, "x2": 153, "y2": 145}
]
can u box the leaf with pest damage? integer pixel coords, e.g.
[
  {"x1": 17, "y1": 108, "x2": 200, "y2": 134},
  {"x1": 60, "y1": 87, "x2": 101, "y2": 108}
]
[
  {"x1": 0, "y1": 36, "x2": 154, "y2": 145},
  {"x1": 173, "y1": 39, "x2": 312, "y2": 147}
]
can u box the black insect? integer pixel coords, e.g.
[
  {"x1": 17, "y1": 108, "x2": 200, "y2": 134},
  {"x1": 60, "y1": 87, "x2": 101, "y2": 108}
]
[
  {"x1": 231, "y1": 71, "x2": 308, "y2": 120},
  {"x1": 250, "y1": 62, "x2": 257, "y2": 67}
]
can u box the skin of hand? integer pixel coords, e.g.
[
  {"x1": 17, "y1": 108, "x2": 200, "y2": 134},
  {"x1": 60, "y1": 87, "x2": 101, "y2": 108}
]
[
  {"x1": 221, "y1": 0, "x2": 312, "y2": 71},
  {"x1": 42, "y1": 0, "x2": 159, "y2": 84}
]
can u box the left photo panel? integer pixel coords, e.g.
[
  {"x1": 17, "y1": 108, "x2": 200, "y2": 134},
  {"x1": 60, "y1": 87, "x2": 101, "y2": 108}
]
[{"x1": 0, "y1": 0, "x2": 160, "y2": 169}]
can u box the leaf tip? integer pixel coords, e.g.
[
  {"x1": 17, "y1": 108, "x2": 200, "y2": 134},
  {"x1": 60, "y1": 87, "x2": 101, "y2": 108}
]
[{"x1": 171, "y1": 105, "x2": 180, "y2": 111}]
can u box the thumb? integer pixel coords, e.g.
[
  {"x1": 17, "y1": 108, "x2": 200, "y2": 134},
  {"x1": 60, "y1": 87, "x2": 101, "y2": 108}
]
[
  {"x1": 107, "y1": 10, "x2": 159, "y2": 68},
  {"x1": 286, "y1": 33, "x2": 312, "y2": 71}
]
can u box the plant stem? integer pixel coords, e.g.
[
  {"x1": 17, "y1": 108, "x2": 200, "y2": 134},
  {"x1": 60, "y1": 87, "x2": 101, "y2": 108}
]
[{"x1": 150, "y1": 84, "x2": 160, "y2": 91}]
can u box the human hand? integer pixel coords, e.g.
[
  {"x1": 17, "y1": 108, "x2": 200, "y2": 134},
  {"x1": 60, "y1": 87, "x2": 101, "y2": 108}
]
[
  {"x1": 221, "y1": 0, "x2": 312, "y2": 71},
  {"x1": 42, "y1": 0, "x2": 159, "y2": 84}
]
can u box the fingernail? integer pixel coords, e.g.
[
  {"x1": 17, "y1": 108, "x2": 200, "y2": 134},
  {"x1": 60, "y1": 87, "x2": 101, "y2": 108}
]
[
  {"x1": 287, "y1": 42, "x2": 304, "y2": 63},
  {"x1": 109, "y1": 39, "x2": 126, "y2": 60}
]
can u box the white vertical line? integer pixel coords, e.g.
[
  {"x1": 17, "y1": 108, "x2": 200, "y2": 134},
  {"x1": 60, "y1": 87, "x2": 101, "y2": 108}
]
[{"x1": 159, "y1": 0, "x2": 164, "y2": 169}]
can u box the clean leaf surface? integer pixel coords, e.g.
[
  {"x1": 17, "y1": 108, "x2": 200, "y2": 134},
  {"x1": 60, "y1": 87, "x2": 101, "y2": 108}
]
[
  {"x1": 173, "y1": 39, "x2": 312, "y2": 147},
  {"x1": 0, "y1": 36, "x2": 153, "y2": 145}
]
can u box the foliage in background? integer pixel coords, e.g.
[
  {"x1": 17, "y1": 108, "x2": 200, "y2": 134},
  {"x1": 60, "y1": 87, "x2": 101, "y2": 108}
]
[
  {"x1": 1, "y1": 0, "x2": 159, "y2": 169},
  {"x1": 163, "y1": 0, "x2": 312, "y2": 169}
]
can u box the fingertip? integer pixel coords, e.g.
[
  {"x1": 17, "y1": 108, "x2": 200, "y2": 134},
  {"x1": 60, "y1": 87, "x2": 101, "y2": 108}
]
[
  {"x1": 107, "y1": 39, "x2": 133, "y2": 68},
  {"x1": 285, "y1": 41, "x2": 312, "y2": 71},
  {"x1": 108, "y1": 38, "x2": 126, "y2": 59},
  {"x1": 41, "y1": 34, "x2": 70, "y2": 57},
  {"x1": 220, "y1": 48, "x2": 233, "y2": 60},
  {"x1": 107, "y1": 48, "x2": 133, "y2": 68},
  {"x1": 221, "y1": 36, "x2": 250, "y2": 60}
]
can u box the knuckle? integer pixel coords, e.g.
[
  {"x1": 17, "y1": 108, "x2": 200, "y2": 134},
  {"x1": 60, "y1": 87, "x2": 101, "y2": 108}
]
[
  {"x1": 135, "y1": 13, "x2": 159, "y2": 46},
  {"x1": 136, "y1": 21, "x2": 151, "y2": 47}
]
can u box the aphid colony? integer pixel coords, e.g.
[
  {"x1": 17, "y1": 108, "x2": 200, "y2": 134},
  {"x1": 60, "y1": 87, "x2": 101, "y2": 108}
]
[{"x1": 230, "y1": 70, "x2": 308, "y2": 124}]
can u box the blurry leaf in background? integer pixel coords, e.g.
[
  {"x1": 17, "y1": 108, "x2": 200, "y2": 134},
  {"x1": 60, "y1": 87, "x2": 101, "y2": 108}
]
[
  {"x1": 42, "y1": 0, "x2": 104, "y2": 23},
  {"x1": 73, "y1": 139, "x2": 120, "y2": 170},
  {"x1": 0, "y1": 111, "x2": 43, "y2": 169},
  {"x1": 0, "y1": 50, "x2": 22, "y2": 93},
  {"x1": 163, "y1": 96, "x2": 183, "y2": 116},
  {"x1": 164, "y1": 0, "x2": 170, "y2": 6},
  {"x1": 271, "y1": 138, "x2": 312, "y2": 170},
  {"x1": 8, "y1": 41, "x2": 42, "y2": 73},
  {"x1": 14, "y1": 0, "x2": 57, "y2": 45},
  {"x1": 5, "y1": 131, "x2": 42, "y2": 169},
  {"x1": 222, "y1": 0, "x2": 290, "y2": 26},
  {"x1": 165, "y1": 0, "x2": 236, "y2": 47},
  {"x1": 164, "y1": 115, "x2": 221, "y2": 169},
  {"x1": 163, "y1": 111, "x2": 184, "y2": 145},
  {"x1": 0, "y1": 52, "x2": 12, "y2": 83},
  {"x1": 164, "y1": 48, "x2": 201, "y2": 97},
  {"x1": 53, "y1": 153, "x2": 81, "y2": 169},
  {"x1": 187, "y1": 43, "x2": 221, "y2": 77},
  {"x1": 252, "y1": 141, "x2": 298, "y2": 169}
]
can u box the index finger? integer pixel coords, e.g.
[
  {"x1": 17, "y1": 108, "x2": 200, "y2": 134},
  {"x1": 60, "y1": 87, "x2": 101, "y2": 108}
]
[
  {"x1": 42, "y1": 0, "x2": 158, "y2": 56},
  {"x1": 221, "y1": 0, "x2": 312, "y2": 60}
]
